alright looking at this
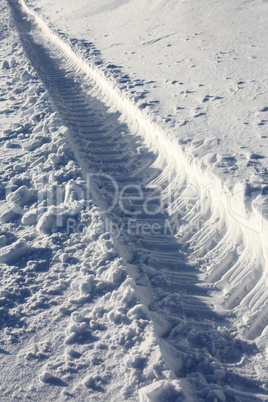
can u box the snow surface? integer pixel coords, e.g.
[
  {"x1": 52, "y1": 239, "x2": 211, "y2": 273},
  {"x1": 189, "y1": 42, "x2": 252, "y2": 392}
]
[{"x1": 0, "y1": 0, "x2": 267, "y2": 400}]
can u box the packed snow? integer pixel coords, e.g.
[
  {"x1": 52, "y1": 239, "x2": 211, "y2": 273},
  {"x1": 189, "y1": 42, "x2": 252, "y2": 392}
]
[{"x1": 0, "y1": 0, "x2": 267, "y2": 400}]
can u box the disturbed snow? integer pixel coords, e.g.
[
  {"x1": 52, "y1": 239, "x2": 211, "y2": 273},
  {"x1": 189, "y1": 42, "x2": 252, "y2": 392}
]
[{"x1": 0, "y1": 0, "x2": 267, "y2": 401}]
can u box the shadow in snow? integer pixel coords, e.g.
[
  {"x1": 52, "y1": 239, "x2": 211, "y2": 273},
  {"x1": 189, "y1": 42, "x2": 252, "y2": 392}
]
[{"x1": 7, "y1": 1, "x2": 267, "y2": 398}]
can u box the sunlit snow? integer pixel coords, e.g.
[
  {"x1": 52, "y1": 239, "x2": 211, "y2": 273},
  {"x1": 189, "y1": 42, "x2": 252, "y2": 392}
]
[{"x1": 0, "y1": 0, "x2": 267, "y2": 400}]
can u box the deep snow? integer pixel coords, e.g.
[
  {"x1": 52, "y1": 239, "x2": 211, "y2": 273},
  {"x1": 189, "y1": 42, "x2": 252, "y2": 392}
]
[{"x1": 0, "y1": 0, "x2": 267, "y2": 400}]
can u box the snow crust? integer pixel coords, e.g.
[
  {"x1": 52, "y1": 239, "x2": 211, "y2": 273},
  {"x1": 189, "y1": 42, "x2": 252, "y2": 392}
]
[{"x1": 0, "y1": 0, "x2": 267, "y2": 400}]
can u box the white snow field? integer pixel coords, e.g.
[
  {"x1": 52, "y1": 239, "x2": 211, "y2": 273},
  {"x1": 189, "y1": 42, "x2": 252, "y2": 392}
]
[{"x1": 0, "y1": 0, "x2": 267, "y2": 400}]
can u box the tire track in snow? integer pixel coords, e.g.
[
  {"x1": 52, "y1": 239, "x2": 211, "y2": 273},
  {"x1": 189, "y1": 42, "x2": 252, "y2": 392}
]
[{"x1": 7, "y1": 0, "x2": 268, "y2": 399}]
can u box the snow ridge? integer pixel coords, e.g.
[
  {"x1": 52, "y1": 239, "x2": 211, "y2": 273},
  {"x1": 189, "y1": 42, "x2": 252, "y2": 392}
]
[{"x1": 6, "y1": 0, "x2": 268, "y2": 399}]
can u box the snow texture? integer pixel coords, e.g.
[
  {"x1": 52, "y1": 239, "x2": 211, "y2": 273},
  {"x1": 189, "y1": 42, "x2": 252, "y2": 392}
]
[{"x1": 0, "y1": 0, "x2": 267, "y2": 400}]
